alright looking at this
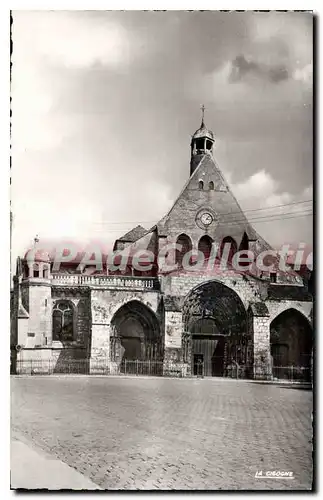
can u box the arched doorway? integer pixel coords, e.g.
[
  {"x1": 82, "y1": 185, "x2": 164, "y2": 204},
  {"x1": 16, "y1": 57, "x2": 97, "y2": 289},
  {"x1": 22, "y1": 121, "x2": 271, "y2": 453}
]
[
  {"x1": 183, "y1": 281, "x2": 250, "y2": 377},
  {"x1": 270, "y1": 308, "x2": 312, "y2": 381},
  {"x1": 110, "y1": 301, "x2": 162, "y2": 372}
]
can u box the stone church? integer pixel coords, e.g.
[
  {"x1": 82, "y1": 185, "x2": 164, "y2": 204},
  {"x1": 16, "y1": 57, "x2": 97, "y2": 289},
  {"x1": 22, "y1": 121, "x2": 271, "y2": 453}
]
[{"x1": 10, "y1": 116, "x2": 313, "y2": 379}]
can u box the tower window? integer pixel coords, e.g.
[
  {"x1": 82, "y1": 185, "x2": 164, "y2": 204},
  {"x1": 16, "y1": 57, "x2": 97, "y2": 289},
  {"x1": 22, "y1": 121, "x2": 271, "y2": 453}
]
[
  {"x1": 219, "y1": 237, "x2": 238, "y2": 265},
  {"x1": 198, "y1": 180, "x2": 204, "y2": 190},
  {"x1": 196, "y1": 139, "x2": 204, "y2": 150},
  {"x1": 206, "y1": 140, "x2": 213, "y2": 150},
  {"x1": 198, "y1": 235, "x2": 213, "y2": 262},
  {"x1": 209, "y1": 181, "x2": 214, "y2": 190},
  {"x1": 32, "y1": 263, "x2": 40, "y2": 278},
  {"x1": 176, "y1": 234, "x2": 192, "y2": 267}
]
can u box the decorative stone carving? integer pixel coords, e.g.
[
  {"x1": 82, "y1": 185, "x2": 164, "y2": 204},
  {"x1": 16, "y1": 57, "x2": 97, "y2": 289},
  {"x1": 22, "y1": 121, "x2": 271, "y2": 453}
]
[{"x1": 52, "y1": 286, "x2": 90, "y2": 298}]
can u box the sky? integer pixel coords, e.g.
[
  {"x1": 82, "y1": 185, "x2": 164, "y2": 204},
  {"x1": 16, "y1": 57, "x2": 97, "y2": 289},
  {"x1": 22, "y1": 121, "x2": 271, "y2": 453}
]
[{"x1": 11, "y1": 10, "x2": 313, "y2": 265}]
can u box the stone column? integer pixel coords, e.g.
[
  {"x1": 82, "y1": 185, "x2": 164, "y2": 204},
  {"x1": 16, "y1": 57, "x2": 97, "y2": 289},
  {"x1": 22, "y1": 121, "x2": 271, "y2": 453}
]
[
  {"x1": 252, "y1": 316, "x2": 271, "y2": 380},
  {"x1": 182, "y1": 331, "x2": 192, "y2": 376},
  {"x1": 248, "y1": 304, "x2": 271, "y2": 380},
  {"x1": 163, "y1": 310, "x2": 184, "y2": 375},
  {"x1": 90, "y1": 323, "x2": 110, "y2": 374},
  {"x1": 140, "y1": 341, "x2": 146, "y2": 361}
]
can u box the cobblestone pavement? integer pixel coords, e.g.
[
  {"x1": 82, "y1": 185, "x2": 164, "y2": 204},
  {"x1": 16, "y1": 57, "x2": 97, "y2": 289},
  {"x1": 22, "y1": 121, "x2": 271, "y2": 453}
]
[{"x1": 11, "y1": 376, "x2": 313, "y2": 490}]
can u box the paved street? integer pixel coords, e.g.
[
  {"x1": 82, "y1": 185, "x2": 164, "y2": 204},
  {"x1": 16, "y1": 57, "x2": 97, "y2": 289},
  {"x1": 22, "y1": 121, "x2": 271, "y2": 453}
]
[
  {"x1": 11, "y1": 376, "x2": 313, "y2": 490},
  {"x1": 11, "y1": 438, "x2": 101, "y2": 490}
]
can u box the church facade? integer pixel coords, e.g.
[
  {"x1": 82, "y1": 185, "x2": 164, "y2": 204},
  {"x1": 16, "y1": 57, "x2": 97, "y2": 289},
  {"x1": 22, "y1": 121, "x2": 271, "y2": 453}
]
[{"x1": 10, "y1": 117, "x2": 313, "y2": 380}]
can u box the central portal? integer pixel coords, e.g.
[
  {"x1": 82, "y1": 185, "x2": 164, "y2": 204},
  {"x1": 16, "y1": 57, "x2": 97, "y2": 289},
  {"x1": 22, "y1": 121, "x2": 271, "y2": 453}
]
[
  {"x1": 183, "y1": 281, "x2": 251, "y2": 377},
  {"x1": 191, "y1": 318, "x2": 226, "y2": 376}
]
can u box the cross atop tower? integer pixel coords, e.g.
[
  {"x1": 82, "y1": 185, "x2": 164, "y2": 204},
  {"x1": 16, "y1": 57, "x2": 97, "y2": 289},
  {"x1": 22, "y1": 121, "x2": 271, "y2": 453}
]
[{"x1": 200, "y1": 104, "x2": 205, "y2": 126}]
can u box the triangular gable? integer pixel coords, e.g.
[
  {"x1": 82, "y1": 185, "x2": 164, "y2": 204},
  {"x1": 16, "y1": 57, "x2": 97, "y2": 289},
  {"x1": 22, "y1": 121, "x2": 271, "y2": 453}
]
[{"x1": 157, "y1": 153, "x2": 262, "y2": 247}]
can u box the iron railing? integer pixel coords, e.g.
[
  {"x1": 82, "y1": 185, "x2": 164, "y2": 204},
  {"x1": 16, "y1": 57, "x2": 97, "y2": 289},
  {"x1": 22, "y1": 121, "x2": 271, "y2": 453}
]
[
  {"x1": 271, "y1": 365, "x2": 311, "y2": 382},
  {"x1": 12, "y1": 359, "x2": 312, "y2": 382},
  {"x1": 14, "y1": 359, "x2": 183, "y2": 377}
]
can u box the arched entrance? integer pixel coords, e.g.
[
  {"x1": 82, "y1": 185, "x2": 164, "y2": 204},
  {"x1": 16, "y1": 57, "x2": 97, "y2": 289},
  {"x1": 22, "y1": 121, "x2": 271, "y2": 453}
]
[
  {"x1": 110, "y1": 301, "x2": 162, "y2": 372},
  {"x1": 270, "y1": 308, "x2": 312, "y2": 381},
  {"x1": 183, "y1": 281, "x2": 250, "y2": 377}
]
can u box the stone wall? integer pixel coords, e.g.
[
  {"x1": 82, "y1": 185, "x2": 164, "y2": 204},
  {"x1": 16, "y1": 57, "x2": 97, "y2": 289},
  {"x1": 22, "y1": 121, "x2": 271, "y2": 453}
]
[
  {"x1": 21, "y1": 284, "x2": 29, "y2": 313},
  {"x1": 252, "y1": 316, "x2": 271, "y2": 380},
  {"x1": 164, "y1": 310, "x2": 183, "y2": 370},
  {"x1": 165, "y1": 311, "x2": 182, "y2": 349},
  {"x1": 266, "y1": 300, "x2": 312, "y2": 324},
  {"x1": 12, "y1": 276, "x2": 313, "y2": 380},
  {"x1": 91, "y1": 288, "x2": 160, "y2": 321},
  {"x1": 16, "y1": 346, "x2": 88, "y2": 374},
  {"x1": 21, "y1": 281, "x2": 52, "y2": 346},
  {"x1": 76, "y1": 298, "x2": 91, "y2": 347},
  {"x1": 161, "y1": 273, "x2": 262, "y2": 310}
]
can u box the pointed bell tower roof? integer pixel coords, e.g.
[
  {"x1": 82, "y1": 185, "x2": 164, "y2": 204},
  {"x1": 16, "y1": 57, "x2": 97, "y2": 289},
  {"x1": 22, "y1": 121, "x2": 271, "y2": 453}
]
[
  {"x1": 190, "y1": 105, "x2": 216, "y2": 175},
  {"x1": 192, "y1": 104, "x2": 215, "y2": 141}
]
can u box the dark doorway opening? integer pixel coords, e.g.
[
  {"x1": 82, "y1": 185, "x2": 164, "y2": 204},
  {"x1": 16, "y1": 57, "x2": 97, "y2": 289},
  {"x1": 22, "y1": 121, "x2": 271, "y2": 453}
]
[
  {"x1": 120, "y1": 337, "x2": 142, "y2": 360},
  {"x1": 211, "y1": 337, "x2": 225, "y2": 376},
  {"x1": 270, "y1": 308, "x2": 312, "y2": 381},
  {"x1": 193, "y1": 354, "x2": 204, "y2": 376},
  {"x1": 183, "y1": 281, "x2": 249, "y2": 378}
]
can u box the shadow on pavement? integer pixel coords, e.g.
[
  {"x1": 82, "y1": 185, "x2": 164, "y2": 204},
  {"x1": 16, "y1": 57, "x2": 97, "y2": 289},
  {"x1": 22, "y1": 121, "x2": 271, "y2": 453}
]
[
  {"x1": 278, "y1": 385, "x2": 313, "y2": 391},
  {"x1": 250, "y1": 382, "x2": 312, "y2": 391}
]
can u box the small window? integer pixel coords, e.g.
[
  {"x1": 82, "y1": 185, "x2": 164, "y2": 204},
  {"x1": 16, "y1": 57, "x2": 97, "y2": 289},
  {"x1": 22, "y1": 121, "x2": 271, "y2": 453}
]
[
  {"x1": 209, "y1": 181, "x2": 214, "y2": 190},
  {"x1": 270, "y1": 272, "x2": 277, "y2": 283},
  {"x1": 198, "y1": 180, "x2": 204, "y2": 190}
]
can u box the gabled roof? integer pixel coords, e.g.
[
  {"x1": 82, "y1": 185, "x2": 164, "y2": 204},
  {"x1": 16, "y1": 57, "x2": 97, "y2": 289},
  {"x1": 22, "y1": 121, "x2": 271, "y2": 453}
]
[
  {"x1": 118, "y1": 225, "x2": 147, "y2": 243},
  {"x1": 157, "y1": 152, "x2": 261, "y2": 245}
]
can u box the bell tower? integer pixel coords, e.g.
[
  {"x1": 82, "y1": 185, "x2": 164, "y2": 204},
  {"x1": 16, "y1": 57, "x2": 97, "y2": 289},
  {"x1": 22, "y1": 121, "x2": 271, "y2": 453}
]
[{"x1": 190, "y1": 105, "x2": 215, "y2": 175}]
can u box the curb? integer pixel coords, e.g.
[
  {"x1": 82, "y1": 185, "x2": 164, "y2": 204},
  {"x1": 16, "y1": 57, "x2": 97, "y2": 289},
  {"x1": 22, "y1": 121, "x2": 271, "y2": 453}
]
[{"x1": 11, "y1": 434, "x2": 102, "y2": 490}]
